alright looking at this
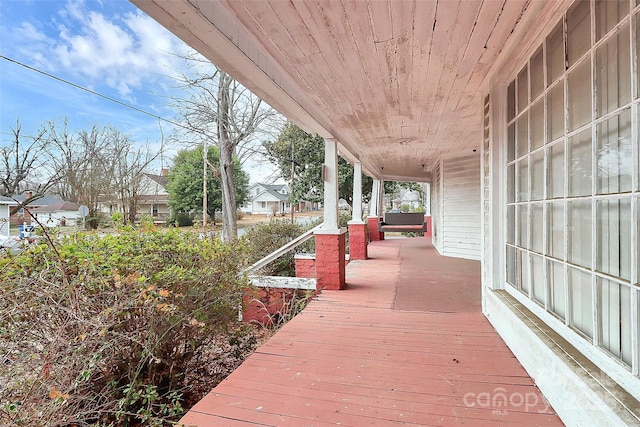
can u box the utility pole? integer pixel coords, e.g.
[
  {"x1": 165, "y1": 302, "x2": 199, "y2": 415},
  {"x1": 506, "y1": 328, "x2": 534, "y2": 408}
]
[
  {"x1": 290, "y1": 138, "x2": 295, "y2": 223},
  {"x1": 203, "y1": 141, "x2": 208, "y2": 228}
]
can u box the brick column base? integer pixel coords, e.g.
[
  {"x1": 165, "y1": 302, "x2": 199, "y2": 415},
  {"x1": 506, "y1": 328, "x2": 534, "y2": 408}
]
[
  {"x1": 314, "y1": 230, "x2": 347, "y2": 290},
  {"x1": 294, "y1": 254, "x2": 316, "y2": 278},
  {"x1": 367, "y1": 216, "x2": 384, "y2": 241},
  {"x1": 348, "y1": 222, "x2": 368, "y2": 260},
  {"x1": 424, "y1": 215, "x2": 432, "y2": 237}
]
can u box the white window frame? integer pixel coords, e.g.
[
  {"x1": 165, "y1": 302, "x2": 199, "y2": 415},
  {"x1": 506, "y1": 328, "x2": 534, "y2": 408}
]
[{"x1": 498, "y1": 2, "x2": 640, "y2": 388}]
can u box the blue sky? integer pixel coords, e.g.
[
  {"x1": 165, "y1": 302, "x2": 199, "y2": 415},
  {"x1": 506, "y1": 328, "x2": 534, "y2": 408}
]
[{"x1": 0, "y1": 0, "x2": 277, "y2": 181}]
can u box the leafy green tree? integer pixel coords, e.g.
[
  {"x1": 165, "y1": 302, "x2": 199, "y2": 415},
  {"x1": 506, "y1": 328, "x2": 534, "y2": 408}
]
[
  {"x1": 171, "y1": 53, "x2": 282, "y2": 240},
  {"x1": 264, "y1": 123, "x2": 408, "y2": 209},
  {"x1": 264, "y1": 123, "x2": 374, "y2": 206},
  {"x1": 166, "y1": 145, "x2": 248, "y2": 221}
]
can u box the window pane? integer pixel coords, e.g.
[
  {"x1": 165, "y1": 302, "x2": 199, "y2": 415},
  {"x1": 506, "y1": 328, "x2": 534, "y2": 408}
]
[
  {"x1": 531, "y1": 203, "x2": 543, "y2": 253},
  {"x1": 517, "y1": 159, "x2": 529, "y2": 202},
  {"x1": 547, "y1": 141, "x2": 565, "y2": 199},
  {"x1": 507, "y1": 204, "x2": 515, "y2": 244},
  {"x1": 532, "y1": 254, "x2": 545, "y2": 305},
  {"x1": 595, "y1": 0, "x2": 629, "y2": 41},
  {"x1": 508, "y1": 80, "x2": 516, "y2": 122},
  {"x1": 517, "y1": 248, "x2": 529, "y2": 293},
  {"x1": 517, "y1": 66, "x2": 529, "y2": 113},
  {"x1": 531, "y1": 150, "x2": 544, "y2": 200},
  {"x1": 507, "y1": 163, "x2": 515, "y2": 203},
  {"x1": 568, "y1": 128, "x2": 593, "y2": 197},
  {"x1": 531, "y1": 46, "x2": 544, "y2": 100},
  {"x1": 547, "y1": 21, "x2": 565, "y2": 86},
  {"x1": 598, "y1": 279, "x2": 632, "y2": 365},
  {"x1": 597, "y1": 199, "x2": 631, "y2": 280},
  {"x1": 507, "y1": 245, "x2": 516, "y2": 286},
  {"x1": 568, "y1": 58, "x2": 592, "y2": 131},
  {"x1": 637, "y1": 13, "x2": 640, "y2": 99},
  {"x1": 548, "y1": 202, "x2": 565, "y2": 259},
  {"x1": 530, "y1": 99, "x2": 544, "y2": 150},
  {"x1": 508, "y1": 122, "x2": 516, "y2": 162},
  {"x1": 596, "y1": 24, "x2": 631, "y2": 117},
  {"x1": 569, "y1": 267, "x2": 593, "y2": 338},
  {"x1": 547, "y1": 82, "x2": 565, "y2": 141},
  {"x1": 517, "y1": 204, "x2": 528, "y2": 248},
  {"x1": 637, "y1": 198, "x2": 640, "y2": 278},
  {"x1": 567, "y1": 0, "x2": 591, "y2": 67},
  {"x1": 517, "y1": 114, "x2": 529, "y2": 158},
  {"x1": 568, "y1": 200, "x2": 592, "y2": 268},
  {"x1": 597, "y1": 109, "x2": 632, "y2": 194},
  {"x1": 549, "y1": 260, "x2": 566, "y2": 318}
]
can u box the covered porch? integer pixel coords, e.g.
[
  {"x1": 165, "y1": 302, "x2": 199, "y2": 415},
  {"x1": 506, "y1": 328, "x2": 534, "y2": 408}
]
[{"x1": 179, "y1": 237, "x2": 561, "y2": 426}]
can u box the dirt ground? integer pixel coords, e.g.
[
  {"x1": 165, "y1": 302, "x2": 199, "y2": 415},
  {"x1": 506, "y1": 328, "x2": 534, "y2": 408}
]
[{"x1": 237, "y1": 210, "x2": 322, "y2": 227}]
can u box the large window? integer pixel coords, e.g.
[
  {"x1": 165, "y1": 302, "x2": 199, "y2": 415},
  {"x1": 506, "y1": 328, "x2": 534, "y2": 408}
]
[{"x1": 505, "y1": 2, "x2": 639, "y2": 373}]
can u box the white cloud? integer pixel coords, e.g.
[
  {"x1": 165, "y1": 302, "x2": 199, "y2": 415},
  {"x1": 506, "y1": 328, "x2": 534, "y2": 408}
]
[{"x1": 32, "y1": 0, "x2": 190, "y2": 98}]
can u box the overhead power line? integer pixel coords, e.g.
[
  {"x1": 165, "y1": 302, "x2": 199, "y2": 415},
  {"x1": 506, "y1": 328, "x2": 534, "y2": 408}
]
[
  {"x1": 0, "y1": 54, "x2": 184, "y2": 129},
  {"x1": 0, "y1": 54, "x2": 269, "y2": 157}
]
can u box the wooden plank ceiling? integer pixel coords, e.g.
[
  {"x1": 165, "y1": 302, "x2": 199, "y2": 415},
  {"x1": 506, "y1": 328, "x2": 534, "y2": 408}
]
[{"x1": 133, "y1": 0, "x2": 533, "y2": 181}]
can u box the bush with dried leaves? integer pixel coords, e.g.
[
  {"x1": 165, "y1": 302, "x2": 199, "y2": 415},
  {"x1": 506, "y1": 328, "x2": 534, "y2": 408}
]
[{"x1": 0, "y1": 225, "x2": 254, "y2": 426}]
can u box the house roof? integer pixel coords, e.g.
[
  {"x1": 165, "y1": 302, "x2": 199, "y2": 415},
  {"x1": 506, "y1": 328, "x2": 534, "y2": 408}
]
[
  {"x1": 11, "y1": 195, "x2": 64, "y2": 207},
  {"x1": 0, "y1": 196, "x2": 18, "y2": 205},
  {"x1": 144, "y1": 173, "x2": 168, "y2": 187},
  {"x1": 253, "y1": 184, "x2": 289, "y2": 202},
  {"x1": 31, "y1": 202, "x2": 81, "y2": 213}
]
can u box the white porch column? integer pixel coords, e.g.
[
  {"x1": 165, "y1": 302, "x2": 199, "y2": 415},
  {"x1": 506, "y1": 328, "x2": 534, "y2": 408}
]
[
  {"x1": 377, "y1": 178, "x2": 384, "y2": 216},
  {"x1": 321, "y1": 137, "x2": 339, "y2": 231},
  {"x1": 315, "y1": 137, "x2": 347, "y2": 289},
  {"x1": 350, "y1": 162, "x2": 363, "y2": 223},
  {"x1": 370, "y1": 179, "x2": 380, "y2": 217},
  {"x1": 367, "y1": 178, "x2": 384, "y2": 241},
  {"x1": 348, "y1": 161, "x2": 367, "y2": 260}
]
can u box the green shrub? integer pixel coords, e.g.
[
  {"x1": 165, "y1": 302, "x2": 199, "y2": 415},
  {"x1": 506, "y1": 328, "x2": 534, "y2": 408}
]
[
  {"x1": 167, "y1": 212, "x2": 194, "y2": 227},
  {"x1": 242, "y1": 219, "x2": 307, "y2": 276},
  {"x1": 0, "y1": 228, "x2": 250, "y2": 426},
  {"x1": 242, "y1": 213, "x2": 352, "y2": 277}
]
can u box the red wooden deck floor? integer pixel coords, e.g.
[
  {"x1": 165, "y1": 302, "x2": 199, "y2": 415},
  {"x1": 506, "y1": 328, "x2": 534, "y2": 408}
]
[{"x1": 179, "y1": 238, "x2": 563, "y2": 426}]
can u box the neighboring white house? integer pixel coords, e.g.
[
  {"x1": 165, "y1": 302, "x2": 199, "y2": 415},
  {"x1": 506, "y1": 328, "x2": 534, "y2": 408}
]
[
  {"x1": 10, "y1": 194, "x2": 64, "y2": 224},
  {"x1": 241, "y1": 183, "x2": 291, "y2": 215},
  {"x1": 30, "y1": 201, "x2": 81, "y2": 226},
  {"x1": 0, "y1": 196, "x2": 17, "y2": 237},
  {"x1": 388, "y1": 187, "x2": 424, "y2": 212},
  {"x1": 98, "y1": 171, "x2": 171, "y2": 221}
]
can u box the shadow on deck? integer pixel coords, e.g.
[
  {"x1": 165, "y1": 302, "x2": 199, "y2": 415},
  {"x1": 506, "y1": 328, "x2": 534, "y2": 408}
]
[{"x1": 179, "y1": 238, "x2": 563, "y2": 426}]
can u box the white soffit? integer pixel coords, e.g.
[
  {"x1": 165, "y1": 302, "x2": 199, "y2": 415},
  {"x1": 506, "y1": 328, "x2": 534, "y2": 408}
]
[{"x1": 132, "y1": 0, "x2": 557, "y2": 181}]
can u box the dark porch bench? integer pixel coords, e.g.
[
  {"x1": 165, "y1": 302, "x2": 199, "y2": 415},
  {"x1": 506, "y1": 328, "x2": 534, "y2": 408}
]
[{"x1": 378, "y1": 212, "x2": 426, "y2": 233}]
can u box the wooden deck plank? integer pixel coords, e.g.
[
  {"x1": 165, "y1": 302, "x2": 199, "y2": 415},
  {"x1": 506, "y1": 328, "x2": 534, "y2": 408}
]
[{"x1": 179, "y1": 238, "x2": 563, "y2": 426}]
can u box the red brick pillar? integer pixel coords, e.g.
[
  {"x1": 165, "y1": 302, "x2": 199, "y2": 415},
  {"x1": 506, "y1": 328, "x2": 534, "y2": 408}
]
[
  {"x1": 424, "y1": 215, "x2": 432, "y2": 237},
  {"x1": 314, "y1": 230, "x2": 347, "y2": 290},
  {"x1": 294, "y1": 254, "x2": 316, "y2": 278},
  {"x1": 348, "y1": 221, "x2": 368, "y2": 260},
  {"x1": 367, "y1": 216, "x2": 384, "y2": 241}
]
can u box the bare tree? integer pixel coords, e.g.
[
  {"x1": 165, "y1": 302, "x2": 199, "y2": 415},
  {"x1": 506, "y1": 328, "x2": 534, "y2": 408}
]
[
  {"x1": 170, "y1": 53, "x2": 282, "y2": 240},
  {"x1": 1, "y1": 120, "x2": 62, "y2": 213},
  {"x1": 46, "y1": 120, "x2": 160, "y2": 226},
  {"x1": 109, "y1": 133, "x2": 161, "y2": 223},
  {"x1": 46, "y1": 120, "x2": 113, "y2": 220}
]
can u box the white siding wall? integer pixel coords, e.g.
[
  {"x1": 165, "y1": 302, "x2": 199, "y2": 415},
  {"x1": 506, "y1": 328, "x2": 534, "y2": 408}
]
[
  {"x1": 431, "y1": 161, "x2": 442, "y2": 252},
  {"x1": 1, "y1": 205, "x2": 10, "y2": 237},
  {"x1": 440, "y1": 154, "x2": 482, "y2": 260}
]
